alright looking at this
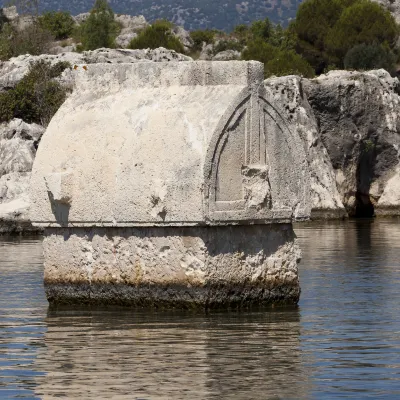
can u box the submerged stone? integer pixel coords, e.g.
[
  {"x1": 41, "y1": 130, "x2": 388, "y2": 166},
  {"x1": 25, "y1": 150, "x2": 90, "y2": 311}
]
[{"x1": 30, "y1": 61, "x2": 311, "y2": 308}]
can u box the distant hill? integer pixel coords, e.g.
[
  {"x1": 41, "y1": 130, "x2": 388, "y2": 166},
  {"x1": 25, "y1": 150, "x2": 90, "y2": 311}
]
[{"x1": 0, "y1": 0, "x2": 303, "y2": 31}]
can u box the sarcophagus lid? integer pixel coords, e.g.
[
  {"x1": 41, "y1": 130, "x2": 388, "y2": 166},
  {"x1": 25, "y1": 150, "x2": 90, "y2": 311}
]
[{"x1": 30, "y1": 61, "x2": 310, "y2": 227}]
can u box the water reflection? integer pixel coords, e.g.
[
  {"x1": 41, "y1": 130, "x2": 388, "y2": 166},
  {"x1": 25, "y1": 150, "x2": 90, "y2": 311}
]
[
  {"x1": 33, "y1": 308, "x2": 311, "y2": 399},
  {"x1": 1, "y1": 220, "x2": 400, "y2": 399}
]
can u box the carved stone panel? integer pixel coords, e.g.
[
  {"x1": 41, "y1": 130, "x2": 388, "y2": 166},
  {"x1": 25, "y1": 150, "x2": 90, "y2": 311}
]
[{"x1": 205, "y1": 88, "x2": 307, "y2": 223}]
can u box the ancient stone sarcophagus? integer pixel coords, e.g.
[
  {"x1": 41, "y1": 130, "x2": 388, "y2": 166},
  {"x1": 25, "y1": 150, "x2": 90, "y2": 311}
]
[{"x1": 30, "y1": 61, "x2": 310, "y2": 308}]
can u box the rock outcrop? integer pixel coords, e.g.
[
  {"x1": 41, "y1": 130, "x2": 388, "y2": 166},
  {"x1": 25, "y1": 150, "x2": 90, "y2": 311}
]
[
  {"x1": 115, "y1": 14, "x2": 149, "y2": 48},
  {"x1": 0, "y1": 48, "x2": 193, "y2": 91},
  {"x1": 212, "y1": 50, "x2": 241, "y2": 61},
  {"x1": 0, "y1": 119, "x2": 45, "y2": 234},
  {"x1": 304, "y1": 69, "x2": 400, "y2": 217},
  {"x1": 265, "y1": 76, "x2": 346, "y2": 219}
]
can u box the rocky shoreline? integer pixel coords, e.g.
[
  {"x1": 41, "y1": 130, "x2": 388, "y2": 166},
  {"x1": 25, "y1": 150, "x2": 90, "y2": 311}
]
[{"x1": 1, "y1": 50, "x2": 400, "y2": 234}]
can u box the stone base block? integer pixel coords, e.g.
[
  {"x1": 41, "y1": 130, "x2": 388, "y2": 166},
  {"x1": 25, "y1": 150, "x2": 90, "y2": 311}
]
[{"x1": 43, "y1": 224, "x2": 301, "y2": 309}]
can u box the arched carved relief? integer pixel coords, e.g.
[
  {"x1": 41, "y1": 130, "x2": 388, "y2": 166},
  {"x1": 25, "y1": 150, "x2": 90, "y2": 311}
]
[{"x1": 205, "y1": 88, "x2": 307, "y2": 223}]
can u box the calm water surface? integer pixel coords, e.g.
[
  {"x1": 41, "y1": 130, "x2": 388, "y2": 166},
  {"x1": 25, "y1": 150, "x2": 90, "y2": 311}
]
[{"x1": 0, "y1": 219, "x2": 400, "y2": 399}]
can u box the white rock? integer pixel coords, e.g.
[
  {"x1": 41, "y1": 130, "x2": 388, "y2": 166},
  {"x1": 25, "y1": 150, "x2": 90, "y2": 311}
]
[{"x1": 212, "y1": 50, "x2": 241, "y2": 61}]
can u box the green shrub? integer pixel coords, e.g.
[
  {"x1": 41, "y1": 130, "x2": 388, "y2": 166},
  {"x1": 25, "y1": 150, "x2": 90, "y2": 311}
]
[
  {"x1": 0, "y1": 8, "x2": 9, "y2": 31},
  {"x1": 213, "y1": 39, "x2": 243, "y2": 54},
  {"x1": 250, "y1": 18, "x2": 273, "y2": 40},
  {"x1": 0, "y1": 22, "x2": 54, "y2": 60},
  {"x1": 242, "y1": 39, "x2": 278, "y2": 66},
  {"x1": 294, "y1": 0, "x2": 400, "y2": 71},
  {"x1": 344, "y1": 42, "x2": 396, "y2": 72},
  {"x1": 326, "y1": 1, "x2": 398, "y2": 60},
  {"x1": 242, "y1": 39, "x2": 314, "y2": 78},
  {"x1": 265, "y1": 49, "x2": 315, "y2": 78},
  {"x1": 129, "y1": 20, "x2": 184, "y2": 53},
  {"x1": 38, "y1": 11, "x2": 75, "y2": 40},
  {"x1": 0, "y1": 60, "x2": 70, "y2": 126},
  {"x1": 79, "y1": 0, "x2": 120, "y2": 50},
  {"x1": 190, "y1": 29, "x2": 215, "y2": 51}
]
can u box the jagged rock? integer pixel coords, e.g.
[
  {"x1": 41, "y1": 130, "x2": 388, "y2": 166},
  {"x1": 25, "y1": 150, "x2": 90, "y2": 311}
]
[
  {"x1": 115, "y1": 14, "x2": 148, "y2": 48},
  {"x1": 212, "y1": 50, "x2": 241, "y2": 61},
  {"x1": 1, "y1": 6, "x2": 35, "y2": 31},
  {"x1": 0, "y1": 119, "x2": 45, "y2": 233},
  {"x1": 115, "y1": 32, "x2": 137, "y2": 48},
  {"x1": 73, "y1": 13, "x2": 90, "y2": 25},
  {"x1": 304, "y1": 69, "x2": 400, "y2": 217},
  {"x1": 264, "y1": 76, "x2": 346, "y2": 219},
  {"x1": 171, "y1": 25, "x2": 193, "y2": 52},
  {"x1": 115, "y1": 14, "x2": 148, "y2": 31},
  {"x1": 0, "y1": 48, "x2": 193, "y2": 91},
  {"x1": 199, "y1": 43, "x2": 213, "y2": 60},
  {"x1": 2, "y1": 6, "x2": 18, "y2": 21}
]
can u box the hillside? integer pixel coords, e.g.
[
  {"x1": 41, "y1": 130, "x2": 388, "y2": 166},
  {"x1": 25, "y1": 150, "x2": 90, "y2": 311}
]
[{"x1": 0, "y1": 0, "x2": 303, "y2": 31}]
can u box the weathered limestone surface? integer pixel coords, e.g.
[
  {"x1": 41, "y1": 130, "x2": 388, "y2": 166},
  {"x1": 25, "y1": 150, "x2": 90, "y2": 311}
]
[
  {"x1": 30, "y1": 61, "x2": 311, "y2": 307},
  {"x1": 0, "y1": 119, "x2": 44, "y2": 233},
  {"x1": 0, "y1": 48, "x2": 192, "y2": 91},
  {"x1": 0, "y1": 49, "x2": 192, "y2": 233},
  {"x1": 44, "y1": 225, "x2": 300, "y2": 307},
  {"x1": 264, "y1": 75, "x2": 346, "y2": 219},
  {"x1": 304, "y1": 69, "x2": 400, "y2": 217},
  {"x1": 30, "y1": 61, "x2": 310, "y2": 227}
]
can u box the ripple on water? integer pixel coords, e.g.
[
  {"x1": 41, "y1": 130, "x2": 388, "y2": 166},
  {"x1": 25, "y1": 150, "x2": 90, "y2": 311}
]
[{"x1": 0, "y1": 219, "x2": 400, "y2": 399}]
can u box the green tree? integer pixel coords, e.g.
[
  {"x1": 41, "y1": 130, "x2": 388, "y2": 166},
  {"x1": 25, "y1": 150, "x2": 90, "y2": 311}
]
[
  {"x1": 79, "y1": 0, "x2": 120, "y2": 50},
  {"x1": 0, "y1": 22, "x2": 54, "y2": 60},
  {"x1": 129, "y1": 20, "x2": 184, "y2": 53},
  {"x1": 190, "y1": 29, "x2": 215, "y2": 51},
  {"x1": 250, "y1": 18, "x2": 273, "y2": 40},
  {"x1": 242, "y1": 38, "x2": 314, "y2": 78},
  {"x1": 38, "y1": 11, "x2": 75, "y2": 40},
  {"x1": 344, "y1": 42, "x2": 396, "y2": 72},
  {"x1": 265, "y1": 49, "x2": 315, "y2": 77},
  {"x1": 0, "y1": 60, "x2": 70, "y2": 126},
  {"x1": 326, "y1": 1, "x2": 398, "y2": 61}
]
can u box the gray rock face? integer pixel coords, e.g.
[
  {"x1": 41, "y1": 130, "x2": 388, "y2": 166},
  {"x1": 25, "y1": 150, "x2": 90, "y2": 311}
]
[
  {"x1": 0, "y1": 119, "x2": 45, "y2": 233},
  {"x1": 264, "y1": 75, "x2": 346, "y2": 219},
  {"x1": 304, "y1": 69, "x2": 400, "y2": 217},
  {"x1": 43, "y1": 225, "x2": 301, "y2": 307},
  {"x1": 0, "y1": 48, "x2": 192, "y2": 233},
  {"x1": 115, "y1": 14, "x2": 148, "y2": 48},
  {"x1": 73, "y1": 13, "x2": 90, "y2": 25},
  {"x1": 212, "y1": 50, "x2": 241, "y2": 61},
  {"x1": 0, "y1": 48, "x2": 192, "y2": 91},
  {"x1": 199, "y1": 43, "x2": 214, "y2": 60},
  {"x1": 171, "y1": 25, "x2": 193, "y2": 52}
]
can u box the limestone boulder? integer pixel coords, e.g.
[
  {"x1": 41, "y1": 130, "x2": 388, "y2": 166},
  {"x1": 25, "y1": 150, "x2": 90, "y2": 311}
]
[
  {"x1": 0, "y1": 48, "x2": 192, "y2": 91},
  {"x1": 264, "y1": 75, "x2": 346, "y2": 219},
  {"x1": 73, "y1": 13, "x2": 90, "y2": 25},
  {"x1": 115, "y1": 14, "x2": 148, "y2": 48},
  {"x1": 171, "y1": 25, "x2": 194, "y2": 52},
  {"x1": 212, "y1": 50, "x2": 241, "y2": 61},
  {"x1": 303, "y1": 69, "x2": 400, "y2": 217},
  {"x1": 0, "y1": 119, "x2": 45, "y2": 233},
  {"x1": 199, "y1": 43, "x2": 214, "y2": 60},
  {"x1": 115, "y1": 14, "x2": 148, "y2": 31},
  {"x1": 2, "y1": 6, "x2": 18, "y2": 21}
]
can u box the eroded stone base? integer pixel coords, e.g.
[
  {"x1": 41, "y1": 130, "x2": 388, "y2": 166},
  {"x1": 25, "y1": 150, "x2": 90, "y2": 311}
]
[{"x1": 43, "y1": 224, "x2": 301, "y2": 308}]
